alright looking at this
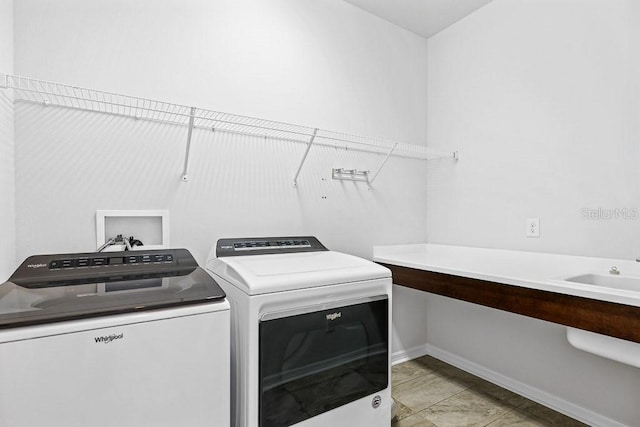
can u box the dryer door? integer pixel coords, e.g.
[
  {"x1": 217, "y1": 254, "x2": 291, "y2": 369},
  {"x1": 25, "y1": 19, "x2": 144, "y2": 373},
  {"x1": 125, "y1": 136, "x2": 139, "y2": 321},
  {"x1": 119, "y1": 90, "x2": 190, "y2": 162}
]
[{"x1": 259, "y1": 295, "x2": 388, "y2": 427}]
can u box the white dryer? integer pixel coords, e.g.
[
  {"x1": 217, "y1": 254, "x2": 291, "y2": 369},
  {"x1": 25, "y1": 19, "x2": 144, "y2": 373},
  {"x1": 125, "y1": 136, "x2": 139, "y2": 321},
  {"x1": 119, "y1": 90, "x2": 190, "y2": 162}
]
[
  {"x1": 206, "y1": 236, "x2": 392, "y2": 427},
  {"x1": 0, "y1": 248, "x2": 230, "y2": 427}
]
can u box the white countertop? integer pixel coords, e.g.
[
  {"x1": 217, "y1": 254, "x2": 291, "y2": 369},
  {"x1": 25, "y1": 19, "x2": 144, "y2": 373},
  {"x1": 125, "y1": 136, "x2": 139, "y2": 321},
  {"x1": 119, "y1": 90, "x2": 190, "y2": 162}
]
[{"x1": 373, "y1": 243, "x2": 640, "y2": 308}]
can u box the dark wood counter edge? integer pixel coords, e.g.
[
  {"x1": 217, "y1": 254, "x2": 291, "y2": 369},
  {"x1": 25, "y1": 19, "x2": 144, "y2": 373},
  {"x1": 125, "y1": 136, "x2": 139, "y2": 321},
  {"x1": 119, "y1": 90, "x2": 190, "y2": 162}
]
[{"x1": 377, "y1": 262, "x2": 640, "y2": 344}]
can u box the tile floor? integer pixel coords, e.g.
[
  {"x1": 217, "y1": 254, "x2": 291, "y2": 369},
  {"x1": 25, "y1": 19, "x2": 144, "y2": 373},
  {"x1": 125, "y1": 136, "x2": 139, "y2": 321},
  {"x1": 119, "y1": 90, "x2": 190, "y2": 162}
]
[{"x1": 391, "y1": 355, "x2": 589, "y2": 427}]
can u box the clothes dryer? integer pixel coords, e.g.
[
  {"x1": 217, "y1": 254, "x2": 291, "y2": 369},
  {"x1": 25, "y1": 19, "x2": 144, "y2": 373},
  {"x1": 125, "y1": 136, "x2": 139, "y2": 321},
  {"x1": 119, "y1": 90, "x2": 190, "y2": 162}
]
[{"x1": 207, "y1": 237, "x2": 391, "y2": 427}]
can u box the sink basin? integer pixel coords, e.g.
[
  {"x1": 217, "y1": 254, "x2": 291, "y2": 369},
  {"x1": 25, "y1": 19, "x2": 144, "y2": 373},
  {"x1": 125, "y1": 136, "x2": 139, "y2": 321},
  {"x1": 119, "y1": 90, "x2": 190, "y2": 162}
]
[{"x1": 564, "y1": 273, "x2": 640, "y2": 292}]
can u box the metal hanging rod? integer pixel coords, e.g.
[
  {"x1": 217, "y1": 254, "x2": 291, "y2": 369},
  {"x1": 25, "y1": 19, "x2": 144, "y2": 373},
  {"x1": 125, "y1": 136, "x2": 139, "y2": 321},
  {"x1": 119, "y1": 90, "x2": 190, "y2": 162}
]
[{"x1": 1, "y1": 73, "x2": 458, "y2": 162}]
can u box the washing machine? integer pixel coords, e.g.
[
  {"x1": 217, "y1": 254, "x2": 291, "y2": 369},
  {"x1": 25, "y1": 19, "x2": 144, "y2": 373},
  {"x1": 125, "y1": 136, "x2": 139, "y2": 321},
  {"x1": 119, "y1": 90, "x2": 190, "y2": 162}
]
[
  {"x1": 206, "y1": 236, "x2": 392, "y2": 427},
  {"x1": 0, "y1": 248, "x2": 230, "y2": 427}
]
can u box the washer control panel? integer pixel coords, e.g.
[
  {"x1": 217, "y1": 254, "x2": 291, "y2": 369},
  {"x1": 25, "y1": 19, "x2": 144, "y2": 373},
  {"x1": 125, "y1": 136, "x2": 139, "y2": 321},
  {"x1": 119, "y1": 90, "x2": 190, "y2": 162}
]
[
  {"x1": 9, "y1": 249, "x2": 196, "y2": 288},
  {"x1": 48, "y1": 253, "x2": 174, "y2": 270},
  {"x1": 216, "y1": 236, "x2": 327, "y2": 257}
]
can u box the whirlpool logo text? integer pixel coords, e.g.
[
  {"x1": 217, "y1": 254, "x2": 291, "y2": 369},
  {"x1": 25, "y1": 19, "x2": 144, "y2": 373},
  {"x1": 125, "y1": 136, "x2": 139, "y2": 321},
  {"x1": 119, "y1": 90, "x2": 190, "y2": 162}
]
[
  {"x1": 94, "y1": 333, "x2": 124, "y2": 344},
  {"x1": 26, "y1": 263, "x2": 47, "y2": 269},
  {"x1": 326, "y1": 312, "x2": 342, "y2": 321}
]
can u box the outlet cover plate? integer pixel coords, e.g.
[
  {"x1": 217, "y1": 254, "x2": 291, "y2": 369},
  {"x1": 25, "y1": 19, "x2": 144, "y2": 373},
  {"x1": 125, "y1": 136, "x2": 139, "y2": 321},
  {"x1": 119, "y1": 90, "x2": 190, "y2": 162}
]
[{"x1": 526, "y1": 218, "x2": 540, "y2": 238}]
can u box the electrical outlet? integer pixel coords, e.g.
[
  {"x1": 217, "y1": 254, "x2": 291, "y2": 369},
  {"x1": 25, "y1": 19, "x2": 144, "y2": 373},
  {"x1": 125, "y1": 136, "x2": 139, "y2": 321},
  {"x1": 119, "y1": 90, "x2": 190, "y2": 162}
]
[{"x1": 526, "y1": 218, "x2": 540, "y2": 238}]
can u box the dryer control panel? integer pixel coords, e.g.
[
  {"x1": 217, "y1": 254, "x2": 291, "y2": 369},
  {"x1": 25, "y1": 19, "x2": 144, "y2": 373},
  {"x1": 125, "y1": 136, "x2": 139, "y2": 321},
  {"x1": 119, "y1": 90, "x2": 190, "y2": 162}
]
[{"x1": 216, "y1": 236, "x2": 327, "y2": 257}]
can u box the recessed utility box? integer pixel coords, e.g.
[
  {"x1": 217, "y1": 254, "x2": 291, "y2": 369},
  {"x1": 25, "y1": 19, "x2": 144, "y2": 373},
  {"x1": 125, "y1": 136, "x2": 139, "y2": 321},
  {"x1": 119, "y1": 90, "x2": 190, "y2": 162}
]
[{"x1": 96, "y1": 210, "x2": 170, "y2": 251}]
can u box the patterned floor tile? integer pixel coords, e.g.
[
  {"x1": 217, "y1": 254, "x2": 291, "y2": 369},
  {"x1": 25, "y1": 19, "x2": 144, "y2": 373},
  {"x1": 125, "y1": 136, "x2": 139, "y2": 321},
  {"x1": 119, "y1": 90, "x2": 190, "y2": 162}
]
[
  {"x1": 419, "y1": 388, "x2": 516, "y2": 427},
  {"x1": 485, "y1": 408, "x2": 553, "y2": 426},
  {"x1": 393, "y1": 370, "x2": 468, "y2": 413},
  {"x1": 393, "y1": 399, "x2": 415, "y2": 421},
  {"x1": 518, "y1": 399, "x2": 588, "y2": 426},
  {"x1": 472, "y1": 379, "x2": 527, "y2": 407},
  {"x1": 391, "y1": 356, "x2": 587, "y2": 427},
  {"x1": 392, "y1": 357, "x2": 440, "y2": 387},
  {"x1": 391, "y1": 412, "x2": 438, "y2": 427}
]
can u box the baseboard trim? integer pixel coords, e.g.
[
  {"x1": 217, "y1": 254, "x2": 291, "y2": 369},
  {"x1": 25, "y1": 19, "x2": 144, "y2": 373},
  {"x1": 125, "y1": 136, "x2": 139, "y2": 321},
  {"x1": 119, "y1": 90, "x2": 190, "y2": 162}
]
[
  {"x1": 391, "y1": 344, "x2": 430, "y2": 366},
  {"x1": 422, "y1": 344, "x2": 626, "y2": 427}
]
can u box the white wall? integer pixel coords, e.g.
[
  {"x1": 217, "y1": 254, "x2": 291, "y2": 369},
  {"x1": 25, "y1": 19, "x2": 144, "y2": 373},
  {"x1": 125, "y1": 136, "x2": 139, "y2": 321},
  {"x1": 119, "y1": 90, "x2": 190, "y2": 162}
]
[
  {"x1": 14, "y1": 0, "x2": 427, "y2": 145},
  {"x1": 427, "y1": 0, "x2": 640, "y2": 260},
  {"x1": 391, "y1": 284, "x2": 429, "y2": 361},
  {"x1": 11, "y1": 0, "x2": 430, "y2": 266},
  {"x1": 0, "y1": 0, "x2": 15, "y2": 281},
  {"x1": 425, "y1": 1, "x2": 640, "y2": 425}
]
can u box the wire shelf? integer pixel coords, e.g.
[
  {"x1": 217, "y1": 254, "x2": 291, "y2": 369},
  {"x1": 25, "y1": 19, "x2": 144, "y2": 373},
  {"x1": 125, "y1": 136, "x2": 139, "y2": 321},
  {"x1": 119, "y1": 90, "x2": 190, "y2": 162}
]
[
  {"x1": 2, "y1": 73, "x2": 459, "y2": 184},
  {"x1": 1, "y1": 73, "x2": 456, "y2": 161}
]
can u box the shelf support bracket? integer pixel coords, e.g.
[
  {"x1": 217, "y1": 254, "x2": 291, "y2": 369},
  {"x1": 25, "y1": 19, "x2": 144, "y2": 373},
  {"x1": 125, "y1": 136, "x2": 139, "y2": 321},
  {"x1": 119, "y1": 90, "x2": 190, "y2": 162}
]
[
  {"x1": 293, "y1": 128, "x2": 319, "y2": 187},
  {"x1": 368, "y1": 143, "x2": 398, "y2": 185},
  {"x1": 181, "y1": 106, "x2": 196, "y2": 182}
]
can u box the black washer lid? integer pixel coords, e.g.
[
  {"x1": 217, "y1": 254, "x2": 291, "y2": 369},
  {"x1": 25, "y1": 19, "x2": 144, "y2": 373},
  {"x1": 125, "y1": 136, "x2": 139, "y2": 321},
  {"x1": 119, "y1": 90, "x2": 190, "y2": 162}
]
[{"x1": 0, "y1": 248, "x2": 225, "y2": 330}]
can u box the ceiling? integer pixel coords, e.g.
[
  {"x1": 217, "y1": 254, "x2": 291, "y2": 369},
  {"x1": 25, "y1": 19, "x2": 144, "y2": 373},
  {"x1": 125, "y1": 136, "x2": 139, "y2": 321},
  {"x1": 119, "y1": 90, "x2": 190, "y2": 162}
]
[{"x1": 342, "y1": 0, "x2": 494, "y2": 39}]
